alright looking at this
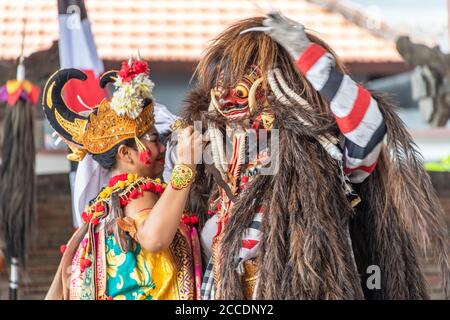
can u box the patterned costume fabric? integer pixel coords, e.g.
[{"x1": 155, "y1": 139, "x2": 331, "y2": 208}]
[
  {"x1": 67, "y1": 175, "x2": 202, "y2": 300},
  {"x1": 201, "y1": 153, "x2": 267, "y2": 300}
]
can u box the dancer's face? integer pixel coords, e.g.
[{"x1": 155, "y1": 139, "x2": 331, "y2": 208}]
[
  {"x1": 119, "y1": 127, "x2": 166, "y2": 179},
  {"x1": 138, "y1": 128, "x2": 166, "y2": 178}
]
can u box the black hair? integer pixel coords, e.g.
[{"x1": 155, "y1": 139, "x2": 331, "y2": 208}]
[{"x1": 92, "y1": 138, "x2": 136, "y2": 170}]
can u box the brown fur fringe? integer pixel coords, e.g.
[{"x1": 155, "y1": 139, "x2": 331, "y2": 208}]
[{"x1": 181, "y1": 16, "x2": 449, "y2": 299}]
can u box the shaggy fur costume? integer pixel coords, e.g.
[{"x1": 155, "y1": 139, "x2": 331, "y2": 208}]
[{"x1": 181, "y1": 17, "x2": 450, "y2": 299}]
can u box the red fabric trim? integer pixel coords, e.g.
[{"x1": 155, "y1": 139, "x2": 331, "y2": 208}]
[
  {"x1": 295, "y1": 43, "x2": 327, "y2": 75},
  {"x1": 255, "y1": 205, "x2": 266, "y2": 214},
  {"x1": 344, "y1": 160, "x2": 378, "y2": 174},
  {"x1": 242, "y1": 239, "x2": 259, "y2": 249},
  {"x1": 335, "y1": 85, "x2": 372, "y2": 134}
]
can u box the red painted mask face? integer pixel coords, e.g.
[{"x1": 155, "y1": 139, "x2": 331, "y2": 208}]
[{"x1": 213, "y1": 68, "x2": 264, "y2": 120}]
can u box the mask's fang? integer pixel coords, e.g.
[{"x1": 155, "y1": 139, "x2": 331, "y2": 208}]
[{"x1": 239, "y1": 26, "x2": 272, "y2": 35}]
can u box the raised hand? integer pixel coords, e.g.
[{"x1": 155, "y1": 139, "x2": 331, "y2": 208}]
[
  {"x1": 262, "y1": 12, "x2": 311, "y2": 59},
  {"x1": 241, "y1": 12, "x2": 311, "y2": 59},
  {"x1": 176, "y1": 126, "x2": 203, "y2": 170}
]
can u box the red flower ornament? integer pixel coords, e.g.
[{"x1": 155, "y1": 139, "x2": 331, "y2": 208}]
[{"x1": 118, "y1": 60, "x2": 149, "y2": 83}]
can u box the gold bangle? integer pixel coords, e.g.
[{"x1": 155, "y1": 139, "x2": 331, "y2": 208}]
[{"x1": 170, "y1": 164, "x2": 195, "y2": 190}]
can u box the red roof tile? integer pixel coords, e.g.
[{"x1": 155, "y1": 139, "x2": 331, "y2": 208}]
[{"x1": 0, "y1": 0, "x2": 402, "y2": 63}]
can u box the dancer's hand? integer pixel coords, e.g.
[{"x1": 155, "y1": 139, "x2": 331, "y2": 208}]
[
  {"x1": 261, "y1": 12, "x2": 311, "y2": 59},
  {"x1": 176, "y1": 126, "x2": 203, "y2": 170}
]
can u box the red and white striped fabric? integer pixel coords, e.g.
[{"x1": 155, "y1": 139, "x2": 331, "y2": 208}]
[
  {"x1": 238, "y1": 207, "x2": 265, "y2": 263},
  {"x1": 238, "y1": 211, "x2": 263, "y2": 262},
  {"x1": 296, "y1": 43, "x2": 386, "y2": 183}
]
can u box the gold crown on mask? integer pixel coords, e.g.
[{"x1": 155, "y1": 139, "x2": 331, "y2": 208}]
[{"x1": 42, "y1": 60, "x2": 155, "y2": 161}]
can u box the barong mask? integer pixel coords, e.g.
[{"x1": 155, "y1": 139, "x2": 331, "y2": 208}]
[{"x1": 211, "y1": 67, "x2": 267, "y2": 121}]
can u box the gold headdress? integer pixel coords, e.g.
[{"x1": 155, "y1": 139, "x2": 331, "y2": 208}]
[{"x1": 42, "y1": 59, "x2": 155, "y2": 161}]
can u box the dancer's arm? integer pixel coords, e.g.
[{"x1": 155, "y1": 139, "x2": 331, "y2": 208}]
[
  {"x1": 125, "y1": 126, "x2": 202, "y2": 252},
  {"x1": 262, "y1": 13, "x2": 386, "y2": 183}
]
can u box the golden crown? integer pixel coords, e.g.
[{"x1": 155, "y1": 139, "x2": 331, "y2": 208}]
[
  {"x1": 42, "y1": 59, "x2": 156, "y2": 160},
  {"x1": 82, "y1": 99, "x2": 154, "y2": 154}
]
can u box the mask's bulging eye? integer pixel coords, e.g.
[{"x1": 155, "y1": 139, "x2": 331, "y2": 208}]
[{"x1": 235, "y1": 84, "x2": 249, "y2": 99}]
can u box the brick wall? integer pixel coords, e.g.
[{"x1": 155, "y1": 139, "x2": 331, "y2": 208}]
[
  {"x1": 423, "y1": 172, "x2": 450, "y2": 299},
  {"x1": 0, "y1": 174, "x2": 72, "y2": 299}
]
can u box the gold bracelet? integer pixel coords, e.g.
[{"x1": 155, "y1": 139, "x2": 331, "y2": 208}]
[{"x1": 170, "y1": 164, "x2": 195, "y2": 190}]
